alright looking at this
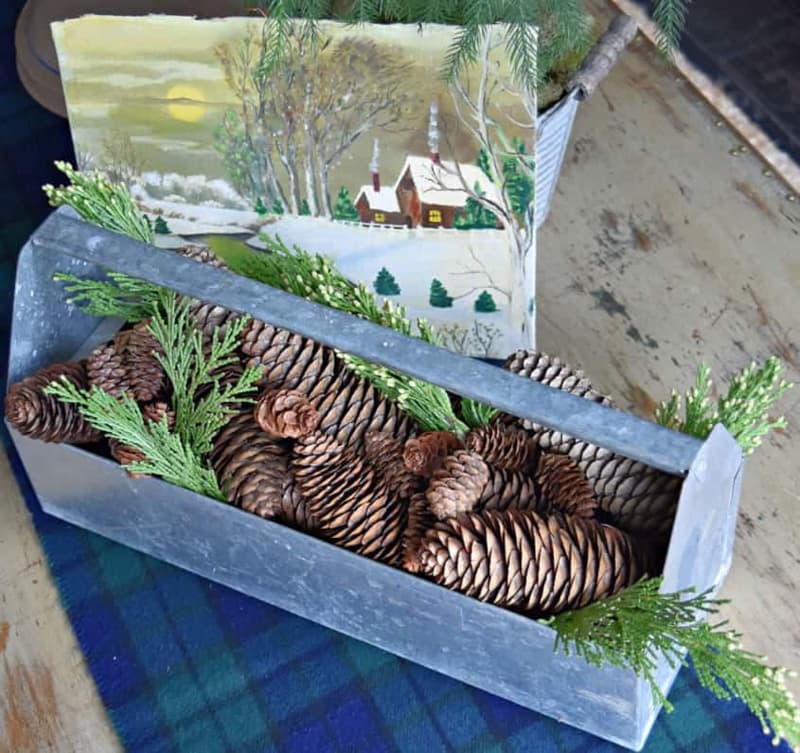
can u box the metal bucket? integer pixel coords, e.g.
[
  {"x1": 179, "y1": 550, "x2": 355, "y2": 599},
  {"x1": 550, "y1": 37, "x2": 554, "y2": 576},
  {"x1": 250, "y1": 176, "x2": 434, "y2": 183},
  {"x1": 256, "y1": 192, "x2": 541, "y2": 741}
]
[{"x1": 6, "y1": 209, "x2": 743, "y2": 750}]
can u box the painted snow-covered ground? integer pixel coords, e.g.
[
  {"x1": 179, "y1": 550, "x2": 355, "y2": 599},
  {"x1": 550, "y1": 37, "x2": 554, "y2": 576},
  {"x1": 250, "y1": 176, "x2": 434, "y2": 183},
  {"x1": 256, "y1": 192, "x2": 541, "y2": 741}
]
[{"x1": 251, "y1": 216, "x2": 533, "y2": 359}]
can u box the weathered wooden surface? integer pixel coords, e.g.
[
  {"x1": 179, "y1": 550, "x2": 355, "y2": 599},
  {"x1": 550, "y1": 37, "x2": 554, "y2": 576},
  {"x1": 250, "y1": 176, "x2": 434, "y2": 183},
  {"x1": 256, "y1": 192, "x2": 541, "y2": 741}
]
[{"x1": 1, "y1": 16, "x2": 799, "y2": 753}]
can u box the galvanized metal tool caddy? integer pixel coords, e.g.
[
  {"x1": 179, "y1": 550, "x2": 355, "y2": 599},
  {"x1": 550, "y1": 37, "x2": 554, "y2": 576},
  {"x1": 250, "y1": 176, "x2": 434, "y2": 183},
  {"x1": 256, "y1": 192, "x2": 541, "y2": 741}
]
[{"x1": 7, "y1": 209, "x2": 744, "y2": 751}]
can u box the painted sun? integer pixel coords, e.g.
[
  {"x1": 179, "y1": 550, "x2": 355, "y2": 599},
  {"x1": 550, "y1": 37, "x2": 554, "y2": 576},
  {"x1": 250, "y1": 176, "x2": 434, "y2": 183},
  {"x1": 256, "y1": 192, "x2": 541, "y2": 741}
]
[{"x1": 166, "y1": 84, "x2": 206, "y2": 122}]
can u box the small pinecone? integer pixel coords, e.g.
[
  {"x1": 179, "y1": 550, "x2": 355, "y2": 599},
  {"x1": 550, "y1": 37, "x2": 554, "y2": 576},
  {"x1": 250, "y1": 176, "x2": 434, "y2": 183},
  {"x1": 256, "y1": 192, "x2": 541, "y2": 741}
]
[
  {"x1": 291, "y1": 431, "x2": 405, "y2": 565},
  {"x1": 195, "y1": 357, "x2": 250, "y2": 407},
  {"x1": 5, "y1": 361, "x2": 102, "y2": 444},
  {"x1": 363, "y1": 431, "x2": 421, "y2": 499},
  {"x1": 426, "y1": 450, "x2": 490, "y2": 519},
  {"x1": 402, "y1": 493, "x2": 437, "y2": 573},
  {"x1": 475, "y1": 465, "x2": 539, "y2": 514},
  {"x1": 87, "y1": 323, "x2": 165, "y2": 402},
  {"x1": 466, "y1": 423, "x2": 536, "y2": 472},
  {"x1": 416, "y1": 510, "x2": 642, "y2": 616},
  {"x1": 211, "y1": 412, "x2": 289, "y2": 519},
  {"x1": 278, "y1": 475, "x2": 319, "y2": 532},
  {"x1": 254, "y1": 388, "x2": 321, "y2": 439},
  {"x1": 110, "y1": 401, "x2": 176, "y2": 476},
  {"x1": 403, "y1": 431, "x2": 463, "y2": 476},
  {"x1": 534, "y1": 453, "x2": 598, "y2": 519},
  {"x1": 175, "y1": 245, "x2": 228, "y2": 269}
]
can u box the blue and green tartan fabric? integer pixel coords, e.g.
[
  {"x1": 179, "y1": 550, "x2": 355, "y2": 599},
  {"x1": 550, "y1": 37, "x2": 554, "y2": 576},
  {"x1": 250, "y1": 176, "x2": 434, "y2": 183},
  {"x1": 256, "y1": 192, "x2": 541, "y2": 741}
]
[{"x1": 0, "y1": 4, "x2": 791, "y2": 752}]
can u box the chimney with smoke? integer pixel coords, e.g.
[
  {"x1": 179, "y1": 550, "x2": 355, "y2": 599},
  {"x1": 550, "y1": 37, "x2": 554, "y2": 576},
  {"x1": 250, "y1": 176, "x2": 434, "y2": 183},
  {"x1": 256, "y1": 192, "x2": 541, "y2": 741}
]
[
  {"x1": 370, "y1": 138, "x2": 381, "y2": 192},
  {"x1": 428, "y1": 100, "x2": 440, "y2": 163}
]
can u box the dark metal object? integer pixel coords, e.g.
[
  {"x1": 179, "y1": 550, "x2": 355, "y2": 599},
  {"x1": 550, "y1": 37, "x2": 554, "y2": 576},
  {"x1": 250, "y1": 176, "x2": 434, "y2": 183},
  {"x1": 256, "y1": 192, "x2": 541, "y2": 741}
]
[{"x1": 6, "y1": 209, "x2": 744, "y2": 750}]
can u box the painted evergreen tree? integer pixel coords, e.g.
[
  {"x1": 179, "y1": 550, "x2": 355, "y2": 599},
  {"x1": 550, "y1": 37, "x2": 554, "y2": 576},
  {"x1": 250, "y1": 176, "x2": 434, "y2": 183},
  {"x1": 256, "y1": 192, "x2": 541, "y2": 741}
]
[
  {"x1": 477, "y1": 148, "x2": 493, "y2": 181},
  {"x1": 299, "y1": 199, "x2": 311, "y2": 216},
  {"x1": 334, "y1": 187, "x2": 359, "y2": 221},
  {"x1": 154, "y1": 215, "x2": 170, "y2": 235},
  {"x1": 474, "y1": 291, "x2": 498, "y2": 313},
  {"x1": 271, "y1": 198, "x2": 284, "y2": 215},
  {"x1": 373, "y1": 267, "x2": 401, "y2": 296},
  {"x1": 254, "y1": 197, "x2": 267, "y2": 215},
  {"x1": 502, "y1": 138, "x2": 535, "y2": 219},
  {"x1": 455, "y1": 183, "x2": 498, "y2": 230},
  {"x1": 429, "y1": 279, "x2": 453, "y2": 308}
]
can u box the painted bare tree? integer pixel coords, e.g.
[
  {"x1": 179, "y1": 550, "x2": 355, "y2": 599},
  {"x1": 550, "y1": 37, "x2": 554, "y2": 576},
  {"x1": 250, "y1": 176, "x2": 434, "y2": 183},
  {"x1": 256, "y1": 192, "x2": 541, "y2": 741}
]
[
  {"x1": 433, "y1": 31, "x2": 537, "y2": 347},
  {"x1": 215, "y1": 23, "x2": 415, "y2": 217}
]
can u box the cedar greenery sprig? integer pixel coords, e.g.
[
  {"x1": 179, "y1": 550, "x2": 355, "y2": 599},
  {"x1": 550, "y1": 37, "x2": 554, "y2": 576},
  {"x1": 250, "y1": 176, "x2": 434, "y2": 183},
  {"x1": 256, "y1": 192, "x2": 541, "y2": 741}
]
[
  {"x1": 147, "y1": 291, "x2": 262, "y2": 455},
  {"x1": 655, "y1": 358, "x2": 792, "y2": 454},
  {"x1": 53, "y1": 271, "x2": 163, "y2": 323},
  {"x1": 226, "y1": 234, "x2": 488, "y2": 438},
  {"x1": 547, "y1": 577, "x2": 800, "y2": 749},
  {"x1": 43, "y1": 380, "x2": 223, "y2": 500},
  {"x1": 43, "y1": 161, "x2": 153, "y2": 245}
]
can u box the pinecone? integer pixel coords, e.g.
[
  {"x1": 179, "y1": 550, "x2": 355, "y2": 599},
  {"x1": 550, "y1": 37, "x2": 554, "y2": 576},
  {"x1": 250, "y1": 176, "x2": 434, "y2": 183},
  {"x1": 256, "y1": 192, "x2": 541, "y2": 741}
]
[
  {"x1": 534, "y1": 453, "x2": 598, "y2": 519},
  {"x1": 176, "y1": 245, "x2": 228, "y2": 269},
  {"x1": 466, "y1": 423, "x2": 536, "y2": 472},
  {"x1": 402, "y1": 493, "x2": 436, "y2": 573},
  {"x1": 210, "y1": 412, "x2": 289, "y2": 519},
  {"x1": 363, "y1": 431, "x2": 421, "y2": 499},
  {"x1": 87, "y1": 322, "x2": 165, "y2": 402},
  {"x1": 278, "y1": 475, "x2": 319, "y2": 532},
  {"x1": 475, "y1": 465, "x2": 539, "y2": 513},
  {"x1": 5, "y1": 361, "x2": 102, "y2": 444},
  {"x1": 254, "y1": 388, "x2": 321, "y2": 439},
  {"x1": 503, "y1": 348, "x2": 680, "y2": 545},
  {"x1": 188, "y1": 300, "x2": 241, "y2": 342},
  {"x1": 426, "y1": 450, "x2": 490, "y2": 519},
  {"x1": 110, "y1": 401, "x2": 175, "y2": 477},
  {"x1": 291, "y1": 430, "x2": 405, "y2": 565},
  {"x1": 403, "y1": 431, "x2": 463, "y2": 476},
  {"x1": 416, "y1": 510, "x2": 642, "y2": 616},
  {"x1": 195, "y1": 357, "x2": 250, "y2": 407}
]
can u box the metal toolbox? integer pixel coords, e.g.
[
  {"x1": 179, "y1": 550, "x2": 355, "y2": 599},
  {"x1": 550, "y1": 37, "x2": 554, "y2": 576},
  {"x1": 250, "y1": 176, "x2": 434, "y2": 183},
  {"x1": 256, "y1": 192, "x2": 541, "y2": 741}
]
[{"x1": 6, "y1": 209, "x2": 744, "y2": 750}]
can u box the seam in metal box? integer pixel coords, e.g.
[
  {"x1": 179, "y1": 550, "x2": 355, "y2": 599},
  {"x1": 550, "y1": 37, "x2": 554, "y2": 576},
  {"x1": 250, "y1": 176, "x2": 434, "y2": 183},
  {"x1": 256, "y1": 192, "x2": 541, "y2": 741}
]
[{"x1": 6, "y1": 209, "x2": 744, "y2": 750}]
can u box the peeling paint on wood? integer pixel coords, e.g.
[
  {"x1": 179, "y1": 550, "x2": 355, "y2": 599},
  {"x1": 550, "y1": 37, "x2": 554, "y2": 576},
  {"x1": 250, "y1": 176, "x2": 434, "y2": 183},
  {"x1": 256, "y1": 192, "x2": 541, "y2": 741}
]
[
  {"x1": 0, "y1": 624, "x2": 8, "y2": 655},
  {"x1": 0, "y1": 661, "x2": 62, "y2": 753}
]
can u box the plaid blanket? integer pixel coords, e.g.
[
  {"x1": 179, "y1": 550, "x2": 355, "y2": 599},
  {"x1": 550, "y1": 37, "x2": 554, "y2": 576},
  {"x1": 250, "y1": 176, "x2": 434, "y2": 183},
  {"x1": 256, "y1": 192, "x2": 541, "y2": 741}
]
[{"x1": 0, "y1": 4, "x2": 790, "y2": 751}]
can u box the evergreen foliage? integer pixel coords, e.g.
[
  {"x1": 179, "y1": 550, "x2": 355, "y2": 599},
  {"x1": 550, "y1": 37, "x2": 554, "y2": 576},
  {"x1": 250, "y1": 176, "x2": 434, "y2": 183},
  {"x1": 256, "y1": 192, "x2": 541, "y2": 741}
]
[
  {"x1": 254, "y1": 197, "x2": 268, "y2": 215},
  {"x1": 549, "y1": 577, "x2": 800, "y2": 749},
  {"x1": 43, "y1": 161, "x2": 154, "y2": 245},
  {"x1": 271, "y1": 198, "x2": 285, "y2": 215},
  {"x1": 454, "y1": 183, "x2": 498, "y2": 230},
  {"x1": 334, "y1": 186, "x2": 360, "y2": 221},
  {"x1": 429, "y1": 279, "x2": 453, "y2": 308},
  {"x1": 474, "y1": 291, "x2": 498, "y2": 313},
  {"x1": 154, "y1": 215, "x2": 170, "y2": 234},
  {"x1": 250, "y1": 0, "x2": 690, "y2": 94},
  {"x1": 299, "y1": 198, "x2": 311, "y2": 216},
  {"x1": 373, "y1": 267, "x2": 401, "y2": 296},
  {"x1": 54, "y1": 272, "x2": 162, "y2": 323},
  {"x1": 655, "y1": 359, "x2": 791, "y2": 454},
  {"x1": 503, "y1": 138, "x2": 535, "y2": 218}
]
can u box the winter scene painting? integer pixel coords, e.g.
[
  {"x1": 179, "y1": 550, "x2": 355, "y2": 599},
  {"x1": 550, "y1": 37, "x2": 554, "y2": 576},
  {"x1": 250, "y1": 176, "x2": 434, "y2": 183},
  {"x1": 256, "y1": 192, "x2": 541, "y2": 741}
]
[{"x1": 53, "y1": 16, "x2": 538, "y2": 357}]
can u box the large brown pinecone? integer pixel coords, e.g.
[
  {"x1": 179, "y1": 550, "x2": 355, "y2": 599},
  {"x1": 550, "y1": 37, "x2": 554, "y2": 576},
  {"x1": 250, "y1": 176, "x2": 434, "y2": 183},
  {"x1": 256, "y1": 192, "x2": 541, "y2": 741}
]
[
  {"x1": 402, "y1": 493, "x2": 437, "y2": 573},
  {"x1": 291, "y1": 430, "x2": 405, "y2": 565},
  {"x1": 403, "y1": 431, "x2": 464, "y2": 476},
  {"x1": 110, "y1": 402, "x2": 175, "y2": 477},
  {"x1": 242, "y1": 320, "x2": 415, "y2": 450},
  {"x1": 415, "y1": 510, "x2": 642, "y2": 616},
  {"x1": 426, "y1": 450, "x2": 490, "y2": 519},
  {"x1": 254, "y1": 388, "x2": 321, "y2": 439},
  {"x1": 475, "y1": 465, "x2": 539, "y2": 514},
  {"x1": 5, "y1": 361, "x2": 102, "y2": 443},
  {"x1": 363, "y1": 431, "x2": 421, "y2": 499},
  {"x1": 466, "y1": 423, "x2": 536, "y2": 472},
  {"x1": 504, "y1": 349, "x2": 680, "y2": 544},
  {"x1": 87, "y1": 322, "x2": 165, "y2": 402},
  {"x1": 534, "y1": 453, "x2": 597, "y2": 519},
  {"x1": 278, "y1": 475, "x2": 319, "y2": 532},
  {"x1": 210, "y1": 412, "x2": 289, "y2": 519}
]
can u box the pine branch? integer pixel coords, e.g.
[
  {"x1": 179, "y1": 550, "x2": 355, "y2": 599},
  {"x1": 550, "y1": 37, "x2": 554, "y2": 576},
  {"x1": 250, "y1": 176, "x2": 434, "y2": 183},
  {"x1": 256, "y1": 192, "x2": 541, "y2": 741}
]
[
  {"x1": 651, "y1": 0, "x2": 690, "y2": 55},
  {"x1": 43, "y1": 379, "x2": 223, "y2": 500},
  {"x1": 655, "y1": 358, "x2": 792, "y2": 454},
  {"x1": 54, "y1": 272, "x2": 163, "y2": 322},
  {"x1": 43, "y1": 161, "x2": 153, "y2": 244},
  {"x1": 548, "y1": 577, "x2": 800, "y2": 749},
  {"x1": 461, "y1": 397, "x2": 499, "y2": 428}
]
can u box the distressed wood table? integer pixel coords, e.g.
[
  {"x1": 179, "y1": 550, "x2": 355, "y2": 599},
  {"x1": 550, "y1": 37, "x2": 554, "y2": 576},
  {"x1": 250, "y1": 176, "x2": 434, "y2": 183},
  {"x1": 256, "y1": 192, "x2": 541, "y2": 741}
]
[{"x1": 1, "y1": 18, "x2": 799, "y2": 753}]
